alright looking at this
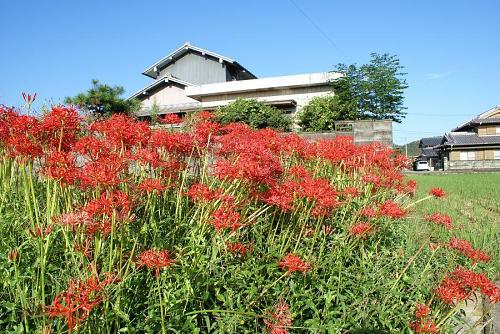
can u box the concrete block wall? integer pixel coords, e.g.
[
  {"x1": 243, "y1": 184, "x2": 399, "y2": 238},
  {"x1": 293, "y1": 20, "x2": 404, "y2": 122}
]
[
  {"x1": 447, "y1": 159, "x2": 500, "y2": 170},
  {"x1": 297, "y1": 120, "x2": 393, "y2": 147}
]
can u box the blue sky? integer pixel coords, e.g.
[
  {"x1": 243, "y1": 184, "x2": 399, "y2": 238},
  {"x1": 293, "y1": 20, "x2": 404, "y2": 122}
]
[{"x1": 1, "y1": 0, "x2": 499, "y2": 144}]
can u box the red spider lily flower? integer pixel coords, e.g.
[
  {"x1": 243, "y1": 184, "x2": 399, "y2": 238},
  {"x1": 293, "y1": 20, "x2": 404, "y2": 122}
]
[
  {"x1": 414, "y1": 303, "x2": 431, "y2": 318},
  {"x1": 446, "y1": 238, "x2": 491, "y2": 263},
  {"x1": 410, "y1": 318, "x2": 438, "y2": 334},
  {"x1": 360, "y1": 206, "x2": 376, "y2": 218},
  {"x1": 136, "y1": 249, "x2": 175, "y2": 277},
  {"x1": 54, "y1": 211, "x2": 93, "y2": 231},
  {"x1": 90, "y1": 114, "x2": 151, "y2": 149},
  {"x1": 84, "y1": 190, "x2": 132, "y2": 221},
  {"x1": 159, "y1": 113, "x2": 183, "y2": 125},
  {"x1": 22, "y1": 92, "x2": 37, "y2": 104},
  {"x1": 349, "y1": 222, "x2": 374, "y2": 239},
  {"x1": 378, "y1": 200, "x2": 406, "y2": 219},
  {"x1": 131, "y1": 147, "x2": 162, "y2": 168},
  {"x1": 225, "y1": 241, "x2": 252, "y2": 256},
  {"x1": 261, "y1": 182, "x2": 296, "y2": 212},
  {"x1": 288, "y1": 165, "x2": 309, "y2": 179},
  {"x1": 342, "y1": 186, "x2": 360, "y2": 198},
  {"x1": 78, "y1": 153, "x2": 127, "y2": 188},
  {"x1": 424, "y1": 212, "x2": 453, "y2": 230},
  {"x1": 264, "y1": 300, "x2": 293, "y2": 334},
  {"x1": 278, "y1": 253, "x2": 311, "y2": 275},
  {"x1": 137, "y1": 178, "x2": 165, "y2": 195},
  {"x1": 409, "y1": 303, "x2": 438, "y2": 333},
  {"x1": 362, "y1": 173, "x2": 382, "y2": 186},
  {"x1": 186, "y1": 183, "x2": 222, "y2": 202},
  {"x1": 43, "y1": 150, "x2": 78, "y2": 185},
  {"x1": 40, "y1": 106, "x2": 81, "y2": 151},
  {"x1": 209, "y1": 207, "x2": 241, "y2": 233},
  {"x1": 46, "y1": 273, "x2": 118, "y2": 332},
  {"x1": 429, "y1": 187, "x2": 446, "y2": 198},
  {"x1": 299, "y1": 177, "x2": 339, "y2": 217},
  {"x1": 435, "y1": 267, "x2": 500, "y2": 305},
  {"x1": 151, "y1": 130, "x2": 194, "y2": 156},
  {"x1": 73, "y1": 136, "x2": 112, "y2": 161}
]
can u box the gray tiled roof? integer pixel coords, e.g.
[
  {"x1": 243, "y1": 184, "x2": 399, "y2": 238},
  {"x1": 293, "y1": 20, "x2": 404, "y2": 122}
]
[
  {"x1": 419, "y1": 136, "x2": 443, "y2": 148},
  {"x1": 443, "y1": 132, "x2": 500, "y2": 146},
  {"x1": 452, "y1": 117, "x2": 500, "y2": 131}
]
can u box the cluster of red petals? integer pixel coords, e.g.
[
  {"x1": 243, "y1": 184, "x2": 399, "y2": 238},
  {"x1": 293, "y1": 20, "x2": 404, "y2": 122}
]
[
  {"x1": 435, "y1": 267, "x2": 500, "y2": 305},
  {"x1": 137, "y1": 178, "x2": 165, "y2": 195},
  {"x1": 342, "y1": 186, "x2": 361, "y2": 198},
  {"x1": 186, "y1": 183, "x2": 222, "y2": 203},
  {"x1": 84, "y1": 190, "x2": 131, "y2": 219},
  {"x1": 44, "y1": 150, "x2": 78, "y2": 185},
  {"x1": 90, "y1": 114, "x2": 150, "y2": 149},
  {"x1": 263, "y1": 301, "x2": 293, "y2": 334},
  {"x1": 29, "y1": 225, "x2": 53, "y2": 238},
  {"x1": 136, "y1": 249, "x2": 175, "y2": 277},
  {"x1": 225, "y1": 241, "x2": 252, "y2": 256},
  {"x1": 360, "y1": 206, "x2": 377, "y2": 218},
  {"x1": 349, "y1": 222, "x2": 374, "y2": 239},
  {"x1": 278, "y1": 253, "x2": 311, "y2": 275},
  {"x1": 446, "y1": 238, "x2": 491, "y2": 263},
  {"x1": 209, "y1": 207, "x2": 241, "y2": 233},
  {"x1": 409, "y1": 303, "x2": 438, "y2": 333},
  {"x1": 429, "y1": 187, "x2": 446, "y2": 198},
  {"x1": 46, "y1": 273, "x2": 119, "y2": 332},
  {"x1": 378, "y1": 200, "x2": 406, "y2": 219},
  {"x1": 424, "y1": 212, "x2": 453, "y2": 230},
  {"x1": 54, "y1": 211, "x2": 93, "y2": 231},
  {"x1": 159, "y1": 113, "x2": 183, "y2": 125}
]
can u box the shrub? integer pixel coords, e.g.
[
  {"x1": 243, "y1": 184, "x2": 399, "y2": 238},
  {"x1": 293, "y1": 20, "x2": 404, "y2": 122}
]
[
  {"x1": 0, "y1": 101, "x2": 497, "y2": 333},
  {"x1": 214, "y1": 98, "x2": 292, "y2": 131},
  {"x1": 297, "y1": 95, "x2": 357, "y2": 132}
]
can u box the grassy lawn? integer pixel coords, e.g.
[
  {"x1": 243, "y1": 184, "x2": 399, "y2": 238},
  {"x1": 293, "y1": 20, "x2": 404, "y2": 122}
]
[{"x1": 406, "y1": 172, "x2": 500, "y2": 278}]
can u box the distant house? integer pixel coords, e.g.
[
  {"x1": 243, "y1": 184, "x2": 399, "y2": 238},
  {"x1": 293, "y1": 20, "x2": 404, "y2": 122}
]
[
  {"x1": 417, "y1": 136, "x2": 443, "y2": 170},
  {"x1": 440, "y1": 106, "x2": 500, "y2": 170},
  {"x1": 130, "y1": 42, "x2": 340, "y2": 119}
]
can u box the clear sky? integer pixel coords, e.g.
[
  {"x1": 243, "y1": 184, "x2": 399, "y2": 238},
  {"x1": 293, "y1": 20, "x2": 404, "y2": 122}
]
[{"x1": 1, "y1": 0, "x2": 499, "y2": 144}]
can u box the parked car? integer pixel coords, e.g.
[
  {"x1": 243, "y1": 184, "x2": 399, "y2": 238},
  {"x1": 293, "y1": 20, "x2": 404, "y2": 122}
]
[{"x1": 414, "y1": 160, "x2": 430, "y2": 171}]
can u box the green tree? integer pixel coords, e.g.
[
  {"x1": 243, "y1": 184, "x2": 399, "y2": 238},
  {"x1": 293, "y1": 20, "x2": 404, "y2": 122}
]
[
  {"x1": 332, "y1": 53, "x2": 408, "y2": 123},
  {"x1": 214, "y1": 98, "x2": 292, "y2": 131},
  {"x1": 297, "y1": 95, "x2": 357, "y2": 132},
  {"x1": 65, "y1": 79, "x2": 140, "y2": 117}
]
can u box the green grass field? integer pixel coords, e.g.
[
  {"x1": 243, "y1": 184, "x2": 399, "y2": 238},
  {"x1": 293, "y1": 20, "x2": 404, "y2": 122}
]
[{"x1": 406, "y1": 172, "x2": 500, "y2": 278}]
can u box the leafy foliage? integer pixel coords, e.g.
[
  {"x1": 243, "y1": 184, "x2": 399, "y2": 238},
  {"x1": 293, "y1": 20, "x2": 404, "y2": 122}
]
[
  {"x1": 214, "y1": 98, "x2": 292, "y2": 131},
  {"x1": 65, "y1": 79, "x2": 140, "y2": 118},
  {"x1": 332, "y1": 53, "x2": 408, "y2": 123},
  {"x1": 297, "y1": 95, "x2": 357, "y2": 132}
]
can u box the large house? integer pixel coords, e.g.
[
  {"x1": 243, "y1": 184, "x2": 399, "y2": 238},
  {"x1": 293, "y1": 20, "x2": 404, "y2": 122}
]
[
  {"x1": 440, "y1": 106, "x2": 500, "y2": 170},
  {"x1": 419, "y1": 106, "x2": 500, "y2": 170},
  {"x1": 130, "y1": 42, "x2": 340, "y2": 120}
]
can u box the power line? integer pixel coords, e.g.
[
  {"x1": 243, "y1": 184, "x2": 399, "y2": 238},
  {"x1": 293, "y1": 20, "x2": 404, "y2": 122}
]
[{"x1": 287, "y1": 0, "x2": 344, "y2": 56}]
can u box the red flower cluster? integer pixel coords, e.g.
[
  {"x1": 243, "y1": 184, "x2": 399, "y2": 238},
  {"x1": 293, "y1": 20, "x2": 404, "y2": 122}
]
[
  {"x1": 46, "y1": 273, "x2": 118, "y2": 332},
  {"x1": 435, "y1": 267, "x2": 500, "y2": 304},
  {"x1": 263, "y1": 300, "x2": 293, "y2": 334},
  {"x1": 225, "y1": 241, "x2": 252, "y2": 256},
  {"x1": 424, "y1": 212, "x2": 453, "y2": 229},
  {"x1": 446, "y1": 237, "x2": 490, "y2": 263},
  {"x1": 349, "y1": 222, "x2": 374, "y2": 239},
  {"x1": 136, "y1": 249, "x2": 175, "y2": 277},
  {"x1": 429, "y1": 187, "x2": 446, "y2": 198},
  {"x1": 159, "y1": 113, "x2": 183, "y2": 125},
  {"x1": 137, "y1": 178, "x2": 166, "y2": 195},
  {"x1": 186, "y1": 183, "x2": 222, "y2": 203},
  {"x1": 278, "y1": 253, "x2": 311, "y2": 275},
  {"x1": 409, "y1": 303, "x2": 438, "y2": 333},
  {"x1": 209, "y1": 207, "x2": 241, "y2": 233},
  {"x1": 378, "y1": 200, "x2": 406, "y2": 219}
]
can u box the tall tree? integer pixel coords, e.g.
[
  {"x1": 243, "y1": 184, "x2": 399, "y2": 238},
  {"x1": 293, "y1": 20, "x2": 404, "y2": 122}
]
[
  {"x1": 332, "y1": 53, "x2": 408, "y2": 123},
  {"x1": 65, "y1": 80, "x2": 140, "y2": 117}
]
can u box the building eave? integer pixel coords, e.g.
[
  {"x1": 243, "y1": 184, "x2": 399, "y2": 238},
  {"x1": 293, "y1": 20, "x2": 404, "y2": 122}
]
[{"x1": 129, "y1": 75, "x2": 193, "y2": 100}]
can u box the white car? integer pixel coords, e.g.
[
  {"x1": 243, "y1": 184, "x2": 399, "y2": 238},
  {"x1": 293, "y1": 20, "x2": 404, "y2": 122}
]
[{"x1": 414, "y1": 160, "x2": 430, "y2": 171}]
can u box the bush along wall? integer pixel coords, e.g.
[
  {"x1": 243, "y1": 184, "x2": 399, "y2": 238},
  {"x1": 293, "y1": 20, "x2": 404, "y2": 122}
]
[{"x1": 0, "y1": 104, "x2": 498, "y2": 333}]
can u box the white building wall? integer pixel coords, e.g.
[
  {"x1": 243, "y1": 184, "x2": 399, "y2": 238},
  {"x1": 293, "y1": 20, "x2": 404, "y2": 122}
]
[{"x1": 139, "y1": 84, "x2": 199, "y2": 110}]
